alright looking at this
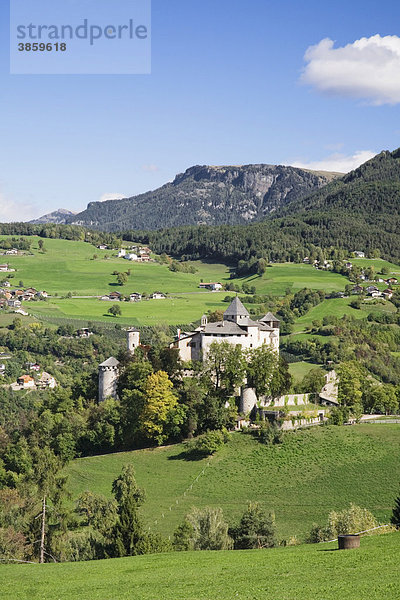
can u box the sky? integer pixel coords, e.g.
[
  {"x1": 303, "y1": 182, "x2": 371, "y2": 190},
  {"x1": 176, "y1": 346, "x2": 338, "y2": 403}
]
[{"x1": 1, "y1": 0, "x2": 400, "y2": 221}]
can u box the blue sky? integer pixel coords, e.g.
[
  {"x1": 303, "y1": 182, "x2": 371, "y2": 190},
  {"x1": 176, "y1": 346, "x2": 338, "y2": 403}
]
[{"x1": 1, "y1": 0, "x2": 400, "y2": 220}]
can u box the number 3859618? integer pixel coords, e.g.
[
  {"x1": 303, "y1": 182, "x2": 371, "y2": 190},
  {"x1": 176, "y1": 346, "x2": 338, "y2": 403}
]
[{"x1": 18, "y1": 43, "x2": 67, "y2": 51}]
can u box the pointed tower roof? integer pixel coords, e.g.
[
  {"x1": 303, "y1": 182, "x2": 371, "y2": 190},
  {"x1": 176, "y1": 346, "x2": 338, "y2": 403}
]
[
  {"x1": 99, "y1": 357, "x2": 120, "y2": 368},
  {"x1": 224, "y1": 296, "x2": 249, "y2": 318},
  {"x1": 259, "y1": 312, "x2": 280, "y2": 323}
]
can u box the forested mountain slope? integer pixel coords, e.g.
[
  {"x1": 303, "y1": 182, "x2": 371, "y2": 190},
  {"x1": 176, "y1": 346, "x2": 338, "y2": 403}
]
[
  {"x1": 131, "y1": 150, "x2": 400, "y2": 264},
  {"x1": 69, "y1": 164, "x2": 338, "y2": 231}
]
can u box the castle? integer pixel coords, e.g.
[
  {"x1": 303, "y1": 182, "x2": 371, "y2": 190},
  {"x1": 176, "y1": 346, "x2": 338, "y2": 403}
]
[
  {"x1": 98, "y1": 326, "x2": 140, "y2": 403},
  {"x1": 170, "y1": 297, "x2": 280, "y2": 362}
]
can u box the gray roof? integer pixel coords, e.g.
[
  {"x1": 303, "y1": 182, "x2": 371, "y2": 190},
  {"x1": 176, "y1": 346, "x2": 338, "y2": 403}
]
[
  {"x1": 223, "y1": 297, "x2": 249, "y2": 317},
  {"x1": 99, "y1": 357, "x2": 120, "y2": 368},
  {"x1": 256, "y1": 321, "x2": 274, "y2": 331},
  {"x1": 125, "y1": 327, "x2": 140, "y2": 332},
  {"x1": 204, "y1": 321, "x2": 247, "y2": 335},
  {"x1": 259, "y1": 312, "x2": 280, "y2": 323}
]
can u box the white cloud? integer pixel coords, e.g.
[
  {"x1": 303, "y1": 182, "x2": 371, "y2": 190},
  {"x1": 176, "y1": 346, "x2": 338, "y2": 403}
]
[
  {"x1": 288, "y1": 150, "x2": 376, "y2": 173},
  {"x1": 301, "y1": 35, "x2": 400, "y2": 105},
  {"x1": 99, "y1": 193, "x2": 127, "y2": 202},
  {"x1": 142, "y1": 164, "x2": 159, "y2": 172},
  {"x1": 0, "y1": 192, "x2": 37, "y2": 222}
]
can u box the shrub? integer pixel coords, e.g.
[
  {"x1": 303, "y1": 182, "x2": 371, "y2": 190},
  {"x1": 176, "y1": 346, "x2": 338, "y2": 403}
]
[
  {"x1": 186, "y1": 429, "x2": 229, "y2": 457},
  {"x1": 174, "y1": 507, "x2": 233, "y2": 551},
  {"x1": 307, "y1": 504, "x2": 395, "y2": 543},
  {"x1": 230, "y1": 502, "x2": 277, "y2": 549}
]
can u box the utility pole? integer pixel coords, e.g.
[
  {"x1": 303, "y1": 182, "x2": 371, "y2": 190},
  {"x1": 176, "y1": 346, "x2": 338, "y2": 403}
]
[{"x1": 39, "y1": 495, "x2": 46, "y2": 564}]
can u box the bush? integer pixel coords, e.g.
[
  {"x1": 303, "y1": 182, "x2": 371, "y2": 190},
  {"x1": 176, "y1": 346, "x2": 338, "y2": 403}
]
[
  {"x1": 186, "y1": 429, "x2": 229, "y2": 457},
  {"x1": 307, "y1": 504, "x2": 395, "y2": 543},
  {"x1": 230, "y1": 502, "x2": 277, "y2": 549},
  {"x1": 174, "y1": 507, "x2": 233, "y2": 551}
]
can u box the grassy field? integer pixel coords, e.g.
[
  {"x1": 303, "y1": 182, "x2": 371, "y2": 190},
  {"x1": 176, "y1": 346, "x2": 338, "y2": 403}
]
[
  {"x1": 29, "y1": 293, "x2": 233, "y2": 326},
  {"x1": 292, "y1": 296, "x2": 397, "y2": 334},
  {"x1": 1, "y1": 533, "x2": 399, "y2": 600},
  {"x1": 288, "y1": 361, "x2": 320, "y2": 382},
  {"x1": 3, "y1": 236, "x2": 399, "y2": 326},
  {"x1": 65, "y1": 426, "x2": 400, "y2": 540}
]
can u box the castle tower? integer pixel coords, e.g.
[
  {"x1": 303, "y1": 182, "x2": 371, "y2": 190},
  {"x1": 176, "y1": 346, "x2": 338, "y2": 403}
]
[
  {"x1": 240, "y1": 387, "x2": 258, "y2": 413},
  {"x1": 223, "y1": 297, "x2": 250, "y2": 325},
  {"x1": 126, "y1": 327, "x2": 140, "y2": 354},
  {"x1": 98, "y1": 357, "x2": 120, "y2": 403}
]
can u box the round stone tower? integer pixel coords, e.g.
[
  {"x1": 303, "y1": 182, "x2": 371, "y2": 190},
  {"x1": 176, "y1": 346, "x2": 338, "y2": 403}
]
[
  {"x1": 126, "y1": 327, "x2": 140, "y2": 354},
  {"x1": 240, "y1": 387, "x2": 258, "y2": 413},
  {"x1": 98, "y1": 357, "x2": 120, "y2": 403}
]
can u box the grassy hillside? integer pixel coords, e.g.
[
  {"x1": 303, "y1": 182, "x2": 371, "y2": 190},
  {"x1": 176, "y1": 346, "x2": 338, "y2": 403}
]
[
  {"x1": 2, "y1": 533, "x2": 399, "y2": 600},
  {"x1": 3, "y1": 236, "x2": 398, "y2": 327},
  {"x1": 66, "y1": 426, "x2": 400, "y2": 540}
]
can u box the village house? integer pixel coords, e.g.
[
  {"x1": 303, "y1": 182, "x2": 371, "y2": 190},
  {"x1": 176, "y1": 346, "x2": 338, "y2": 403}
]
[
  {"x1": 151, "y1": 292, "x2": 166, "y2": 300},
  {"x1": 199, "y1": 282, "x2": 223, "y2": 291},
  {"x1": 386, "y1": 277, "x2": 398, "y2": 286},
  {"x1": 37, "y1": 290, "x2": 48, "y2": 298},
  {"x1": 382, "y1": 289, "x2": 393, "y2": 300},
  {"x1": 101, "y1": 292, "x2": 122, "y2": 301},
  {"x1": 37, "y1": 372, "x2": 57, "y2": 389},
  {"x1": 366, "y1": 285, "x2": 379, "y2": 294},
  {"x1": 17, "y1": 374, "x2": 35, "y2": 389},
  {"x1": 26, "y1": 362, "x2": 40, "y2": 372},
  {"x1": 171, "y1": 297, "x2": 280, "y2": 362},
  {"x1": 345, "y1": 262, "x2": 353, "y2": 269},
  {"x1": 5, "y1": 249, "x2": 18, "y2": 255},
  {"x1": 353, "y1": 251, "x2": 365, "y2": 258},
  {"x1": 124, "y1": 253, "x2": 138, "y2": 261},
  {"x1": 129, "y1": 293, "x2": 142, "y2": 302},
  {"x1": 0, "y1": 264, "x2": 9, "y2": 272},
  {"x1": 0, "y1": 363, "x2": 5, "y2": 376},
  {"x1": 97, "y1": 244, "x2": 108, "y2": 250},
  {"x1": 2, "y1": 281, "x2": 10, "y2": 288},
  {"x1": 118, "y1": 249, "x2": 126, "y2": 258},
  {"x1": 8, "y1": 299, "x2": 21, "y2": 308}
]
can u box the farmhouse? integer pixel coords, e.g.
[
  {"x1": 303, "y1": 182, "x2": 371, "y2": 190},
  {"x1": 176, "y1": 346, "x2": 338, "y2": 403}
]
[
  {"x1": 124, "y1": 253, "x2": 138, "y2": 261},
  {"x1": 17, "y1": 374, "x2": 35, "y2": 389},
  {"x1": 0, "y1": 264, "x2": 9, "y2": 272},
  {"x1": 171, "y1": 297, "x2": 280, "y2": 362},
  {"x1": 353, "y1": 251, "x2": 365, "y2": 258},
  {"x1": 151, "y1": 292, "x2": 166, "y2": 300},
  {"x1": 199, "y1": 282, "x2": 223, "y2": 291},
  {"x1": 386, "y1": 277, "x2": 398, "y2": 286},
  {"x1": 129, "y1": 293, "x2": 142, "y2": 302},
  {"x1": 38, "y1": 372, "x2": 57, "y2": 389}
]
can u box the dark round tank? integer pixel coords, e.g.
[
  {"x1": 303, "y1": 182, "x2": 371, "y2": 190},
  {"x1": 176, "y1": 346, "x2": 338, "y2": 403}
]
[{"x1": 338, "y1": 534, "x2": 360, "y2": 550}]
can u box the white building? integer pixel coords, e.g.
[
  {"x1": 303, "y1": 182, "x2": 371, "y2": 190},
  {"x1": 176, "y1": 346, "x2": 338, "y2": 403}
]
[
  {"x1": 171, "y1": 297, "x2": 280, "y2": 362},
  {"x1": 124, "y1": 253, "x2": 138, "y2": 261}
]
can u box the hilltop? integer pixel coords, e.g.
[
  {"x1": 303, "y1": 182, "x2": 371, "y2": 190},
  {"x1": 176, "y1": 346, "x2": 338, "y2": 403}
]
[
  {"x1": 68, "y1": 164, "x2": 339, "y2": 231},
  {"x1": 30, "y1": 208, "x2": 77, "y2": 224}
]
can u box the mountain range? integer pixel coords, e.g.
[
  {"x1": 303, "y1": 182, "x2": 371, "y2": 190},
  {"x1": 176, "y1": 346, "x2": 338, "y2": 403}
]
[{"x1": 62, "y1": 164, "x2": 340, "y2": 231}]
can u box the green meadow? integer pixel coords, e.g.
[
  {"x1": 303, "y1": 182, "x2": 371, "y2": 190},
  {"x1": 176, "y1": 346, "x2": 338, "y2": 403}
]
[
  {"x1": 66, "y1": 426, "x2": 400, "y2": 540},
  {"x1": 2, "y1": 236, "x2": 398, "y2": 327},
  {"x1": 29, "y1": 293, "x2": 232, "y2": 327},
  {"x1": 2, "y1": 533, "x2": 399, "y2": 600}
]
